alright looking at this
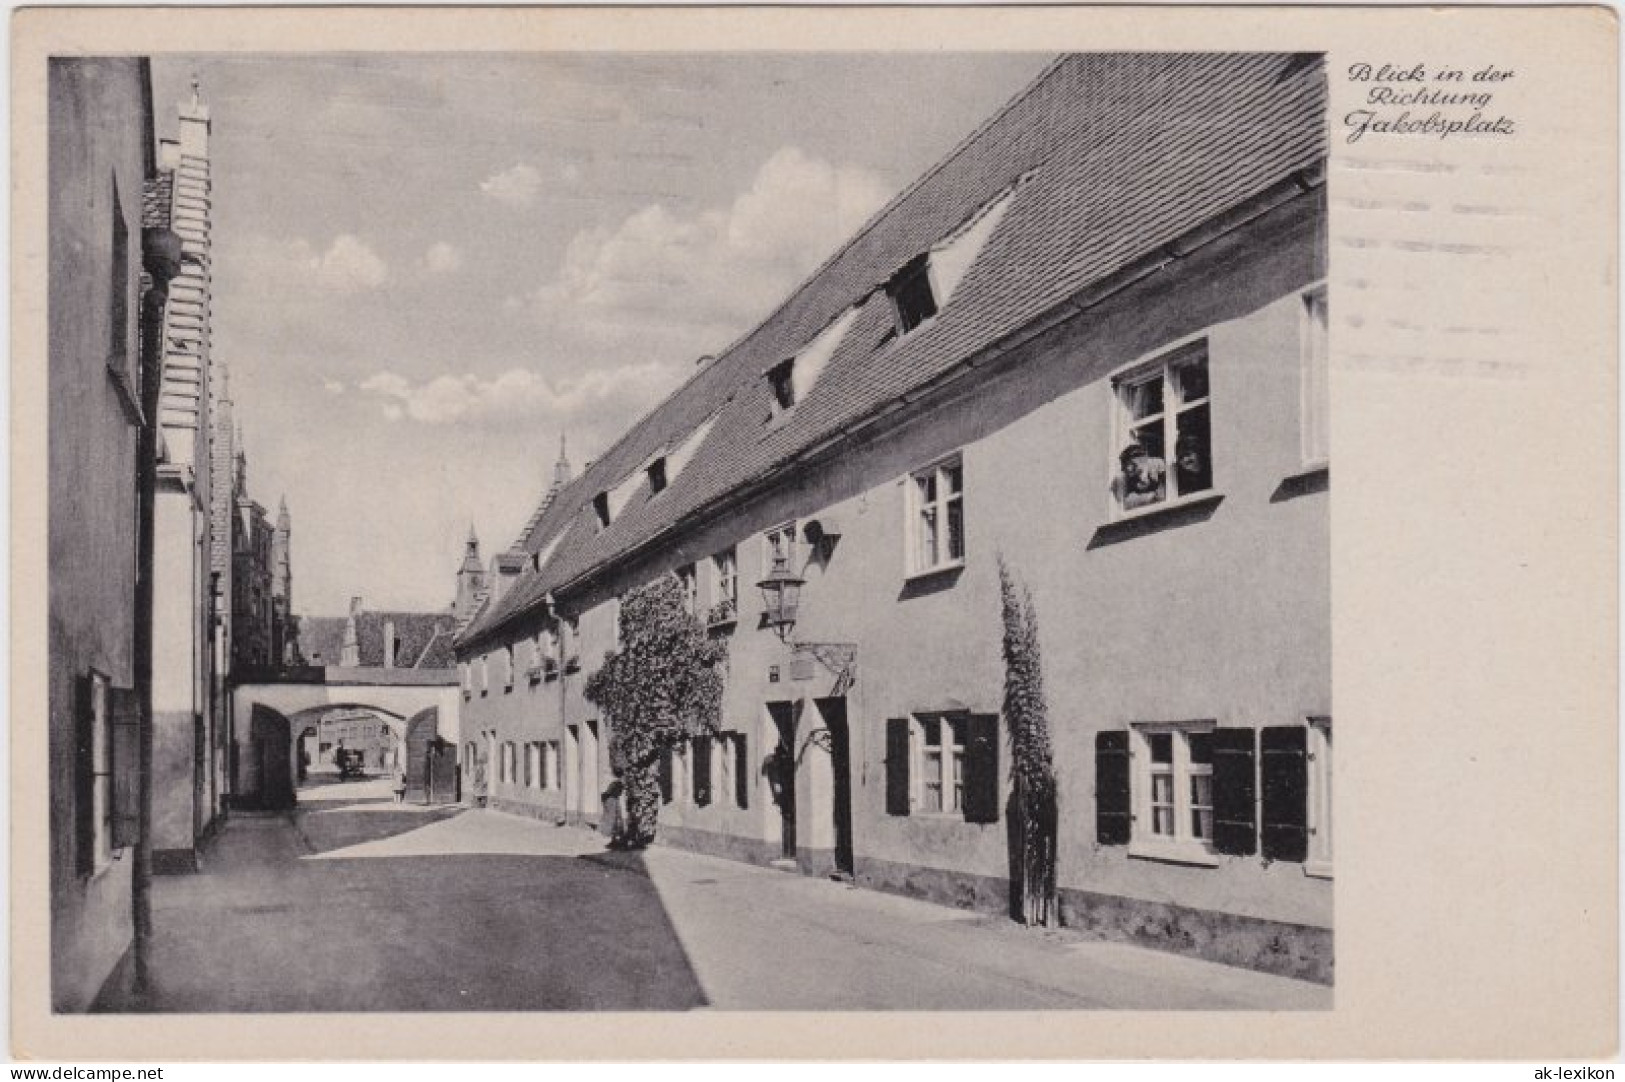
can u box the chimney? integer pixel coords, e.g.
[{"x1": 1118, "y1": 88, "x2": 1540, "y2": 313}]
[{"x1": 349, "y1": 596, "x2": 363, "y2": 617}]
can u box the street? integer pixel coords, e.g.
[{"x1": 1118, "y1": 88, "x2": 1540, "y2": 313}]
[{"x1": 104, "y1": 776, "x2": 1331, "y2": 1011}]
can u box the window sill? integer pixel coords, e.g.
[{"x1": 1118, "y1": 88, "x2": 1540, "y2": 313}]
[
  {"x1": 1304, "y1": 859, "x2": 1334, "y2": 880},
  {"x1": 1272, "y1": 463, "x2": 1329, "y2": 502},
  {"x1": 904, "y1": 559, "x2": 966, "y2": 585},
  {"x1": 1089, "y1": 492, "x2": 1224, "y2": 549},
  {"x1": 1128, "y1": 840, "x2": 1220, "y2": 868},
  {"x1": 1111, "y1": 489, "x2": 1223, "y2": 527}
]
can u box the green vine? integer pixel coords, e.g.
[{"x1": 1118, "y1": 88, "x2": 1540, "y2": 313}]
[
  {"x1": 1000, "y1": 557, "x2": 1059, "y2": 927},
  {"x1": 583, "y1": 573, "x2": 727, "y2": 847}
]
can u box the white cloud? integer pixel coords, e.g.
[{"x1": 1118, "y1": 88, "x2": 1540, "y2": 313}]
[
  {"x1": 357, "y1": 362, "x2": 680, "y2": 427},
  {"x1": 422, "y1": 241, "x2": 463, "y2": 275},
  {"x1": 228, "y1": 233, "x2": 389, "y2": 294},
  {"x1": 481, "y1": 163, "x2": 543, "y2": 207},
  {"x1": 530, "y1": 147, "x2": 890, "y2": 362},
  {"x1": 322, "y1": 378, "x2": 346, "y2": 395}
]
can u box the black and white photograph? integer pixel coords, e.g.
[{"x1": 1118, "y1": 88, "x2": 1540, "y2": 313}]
[{"x1": 15, "y1": 3, "x2": 1616, "y2": 1064}]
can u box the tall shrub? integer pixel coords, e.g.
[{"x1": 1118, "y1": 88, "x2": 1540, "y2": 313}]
[
  {"x1": 1000, "y1": 558, "x2": 1058, "y2": 926},
  {"x1": 583, "y1": 574, "x2": 726, "y2": 847}
]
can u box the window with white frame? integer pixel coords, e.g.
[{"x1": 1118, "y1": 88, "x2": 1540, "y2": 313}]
[
  {"x1": 907, "y1": 456, "x2": 964, "y2": 575},
  {"x1": 525, "y1": 742, "x2": 540, "y2": 789},
  {"x1": 545, "y1": 740, "x2": 561, "y2": 790},
  {"x1": 1112, "y1": 342, "x2": 1212, "y2": 513},
  {"x1": 477, "y1": 656, "x2": 489, "y2": 695},
  {"x1": 677, "y1": 563, "x2": 698, "y2": 615},
  {"x1": 916, "y1": 714, "x2": 967, "y2": 815},
  {"x1": 503, "y1": 645, "x2": 515, "y2": 691},
  {"x1": 763, "y1": 522, "x2": 798, "y2": 577},
  {"x1": 1301, "y1": 287, "x2": 1329, "y2": 466},
  {"x1": 88, "y1": 672, "x2": 113, "y2": 873},
  {"x1": 710, "y1": 548, "x2": 738, "y2": 624},
  {"x1": 1307, "y1": 717, "x2": 1333, "y2": 876},
  {"x1": 1131, "y1": 723, "x2": 1215, "y2": 857},
  {"x1": 501, "y1": 741, "x2": 516, "y2": 785}
]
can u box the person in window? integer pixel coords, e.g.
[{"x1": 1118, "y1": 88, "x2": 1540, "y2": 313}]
[
  {"x1": 1173, "y1": 430, "x2": 1212, "y2": 495},
  {"x1": 1114, "y1": 443, "x2": 1166, "y2": 510}
]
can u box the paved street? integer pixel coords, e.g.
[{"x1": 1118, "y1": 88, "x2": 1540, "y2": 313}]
[{"x1": 106, "y1": 776, "x2": 1330, "y2": 1011}]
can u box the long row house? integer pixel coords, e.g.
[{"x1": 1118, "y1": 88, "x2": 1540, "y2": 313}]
[{"x1": 453, "y1": 53, "x2": 1332, "y2": 982}]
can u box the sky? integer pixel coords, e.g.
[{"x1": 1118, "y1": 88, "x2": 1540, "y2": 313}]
[{"x1": 150, "y1": 53, "x2": 1054, "y2": 617}]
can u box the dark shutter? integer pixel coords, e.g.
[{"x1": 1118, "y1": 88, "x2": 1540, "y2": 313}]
[
  {"x1": 885, "y1": 718, "x2": 910, "y2": 816},
  {"x1": 733, "y1": 734, "x2": 750, "y2": 809},
  {"x1": 658, "y1": 745, "x2": 674, "y2": 803},
  {"x1": 1095, "y1": 730, "x2": 1131, "y2": 845},
  {"x1": 1261, "y1": 726, "x2": 1309, "y2": 862},
  {"x1": 963, "y1": 715, "x2": 1000, "y2": 824},
  {"x1": 693, "y1": 737, "x2": 712, "y2": 807},
  {"x1": 73, "y1": 675, "x2": 95, "y2": 875},
  {"x1": 111, "y1": 687, "x2": 141, "y2": 849},
  {"x1": 1210, "y1": 727, "x2": 1257, "y2": 856}
]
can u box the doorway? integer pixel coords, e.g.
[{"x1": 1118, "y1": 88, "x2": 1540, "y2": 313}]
[
  {"x1": 819, "y1": 697, "x2": 855, "y2": 876},
  {"x1": 767, "y1": 701, "x2": 797, "y2": 860}
]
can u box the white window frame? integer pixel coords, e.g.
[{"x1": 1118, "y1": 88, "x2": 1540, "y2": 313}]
[
  {"x1": 89, "y1": 671, "x2": 113, "y2": 874},
  {"x1": 911, "y1": 713, "x2": 967, "y2": 816},
  {"x1": 503, "y1": 645, "x2": 515, "y2": 691},
  {"x1": 762, "y1": 522, "x2": 798, "y2": 578},
  {"x1": 1300, "y1": 284, "x2": 1330, "y2": 468},
  {"x1": 477, "y1": 656, "x2": 489, "y2": 695},
  {"x1": 677, "y1": 563, "x2": 698, "y2": 615},
  {"x1": 905, "y1": 455, "x2": 966, "y2": 578},
  {"x1": 1110, "y1": 339, "x2": 1214, "y2": 519},
  {"x1": 1306, "y1": 717, "x2": 1333, "y2": 878},
  {"x1": 526, "y1": 742, "x2": 541, "y2": 790},
  {"x1": 712, "y1": 548, "x2": 738, "y2": 611},
  {"x1": 1129, "y1": 721, "x2": 1219, "y2": 867}
]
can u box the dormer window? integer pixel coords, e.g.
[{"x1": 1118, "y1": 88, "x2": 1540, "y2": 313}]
[
  {"x1": 767, "y1": 359, "x2": 796, "y2": 414},
  {"x1": 647, "y1": 457, "x2": 668, "y2": 495},
  {"x1": 592, "y1": 492, "x2": 611, "y2": 530},
  {"x1": 887, "y1": 254, "x2": 939, "y2": 335}
]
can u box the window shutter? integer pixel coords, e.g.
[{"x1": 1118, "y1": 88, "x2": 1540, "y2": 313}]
[
  {"x1": 693, "y1": 737, "x2": 713, "y2": 807},
  {"x1": 885, "y1": 718, "x2": 910, "y2": 816},
  {"x1": 73, "y1": 675, "x2": 95, "y2": 875},
  {"x1": 658, "y1": 745, "x2": 674, "y2": 804},
  {"x1": 963, "y1": 715, "x2": 1000, "y2": 824},
  {"x1": 1095, "y1": 730, "x2": 1131, "y2": 845},
  {"x1": 111, "y1": 687, "x2": 141, "y2": 849},
  {"x1": 1211, "y1": 727, "x2": 1257, "y2": 856},
  {"x1": 733, "y1": 735, "x2": 750, "y2": 810},
  {"x1": 1261, "y1": 726, "x2": 1309, "y2": 862}
]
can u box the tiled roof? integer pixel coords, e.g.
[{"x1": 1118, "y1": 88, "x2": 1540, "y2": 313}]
[
  {"x1": 299, "y1": 610, "x2": 458, "y2": 669},
  {"x1": 458, "y1": 53, "x2": 1327, "y2": 650}
]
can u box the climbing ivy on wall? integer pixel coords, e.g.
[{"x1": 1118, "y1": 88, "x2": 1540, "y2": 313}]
[
  {"x1": 1000, "y1": 557, "x2": 1059, "y2": 927},
  {"x1": 584, "y1": 573, "x2": 727, "y2": 848}
]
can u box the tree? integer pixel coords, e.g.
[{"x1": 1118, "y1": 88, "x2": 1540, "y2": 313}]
[
  {"x1": 1000, "y1": 557, "x2": 1058, "y2": 926},
  {"x1": 583, "y1": 574, "x2": 727, "y2": 847}
]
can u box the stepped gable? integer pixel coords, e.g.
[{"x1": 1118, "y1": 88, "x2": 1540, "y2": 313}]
[{"x1": 458, "y1": 53, "x2": 1327, "y2": 650}]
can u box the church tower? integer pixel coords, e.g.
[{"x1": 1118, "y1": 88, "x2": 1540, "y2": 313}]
[
  {"x1": 454, "y1": 526, "x2": 487, "y2": 622},
  {"x1": 271, "y1": 496, "x2": 292, "y2": 663}
]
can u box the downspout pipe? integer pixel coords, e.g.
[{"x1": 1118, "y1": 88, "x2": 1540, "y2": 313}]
[{"x1": 133, "y1": 227, "x2": 184, "y2": 996}]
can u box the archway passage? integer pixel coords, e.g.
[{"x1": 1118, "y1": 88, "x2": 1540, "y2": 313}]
[{"x1": 231, "y1": 669, "x2": 459, "y2": 810}]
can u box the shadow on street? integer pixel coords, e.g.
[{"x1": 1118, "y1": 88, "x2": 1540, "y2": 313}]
[{"x1": 96, "y1": 782, "x2": 708, "y2": 1012}]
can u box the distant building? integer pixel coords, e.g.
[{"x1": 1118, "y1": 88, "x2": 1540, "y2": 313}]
[
  {"x1": 299, "y1": 597, "x2": 458, "y2": 671},
  {"x1": 145, "y1": 79, "x2": 229, "y2": 875},
  {"x1": 454, "y1": 54, "x2": 1331, "y2": 982}
]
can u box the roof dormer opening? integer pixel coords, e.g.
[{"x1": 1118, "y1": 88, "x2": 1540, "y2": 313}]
[
  {"x1": 647, "y1": 457, "x2": 669, "y2": 495},
  {"x1": 767, "y1": 358, "x2": 796, "y2": 415},
  {"x1": 886, "y1": 254, "x2": 939, "y2": 335},
  {"x1": 592, "y1": 491, "x2": 611, "y2": 530}
]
